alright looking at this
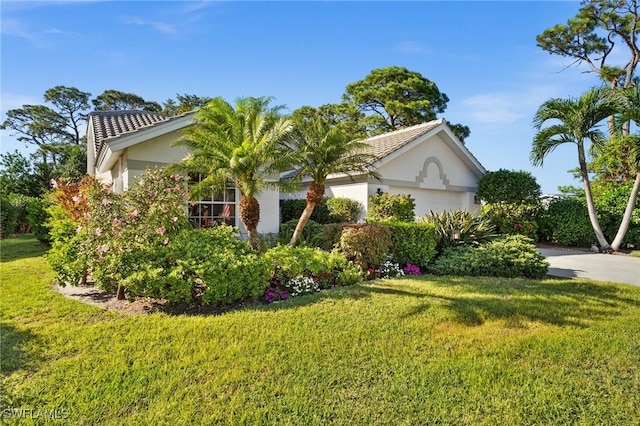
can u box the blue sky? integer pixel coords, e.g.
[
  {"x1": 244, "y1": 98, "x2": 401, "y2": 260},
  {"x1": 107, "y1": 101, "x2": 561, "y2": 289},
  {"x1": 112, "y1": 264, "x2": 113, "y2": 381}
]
[{"x1": 0, "y1": 0, "x2": 619, "y2": 194}]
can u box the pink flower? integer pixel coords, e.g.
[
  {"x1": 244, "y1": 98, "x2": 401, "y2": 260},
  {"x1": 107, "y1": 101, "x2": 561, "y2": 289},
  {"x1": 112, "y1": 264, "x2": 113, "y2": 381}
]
[
  {"x1": 113, "y1": 219, "x2": 122, "y2": 227},
  {"x1": 138, "y1": 179, "x2": 145, "y2": 187},
  {"x1": 50, "y1": 179, "x2": 58, "y2": 189},
  {"x1": 95, "y1": 228, "x2": 103, "y2": 236},
  {"x1": 96, "y1": 245, "x2": 108, "y2": 253},
  {"x1": 129, "y1": 209, "x2": 139, "y2": 218},
  {"x1": 76, "y1": 226, "x2": 83, "y2": 234},
  {"x1": 171, "y1": 173, "x2": 181, "y2": 181},
  {"x1": 83, "y1": 213, "x2": 91, "y2": 220},
  {"x1": 72, "y1": 195, "x2": 81, "y2": 203},
  {"x1": 116, "y1": 245, "x2": 122, "y2": 252},
  {"x1": 101, "y1": 198, "x2": 111, "y2": 206},
  {"x1": 156, "y1": 226, "x2": 166, "y2": 235},
  {"x1": 172, "y1": 216, "x2": 178, "y2": 222}
]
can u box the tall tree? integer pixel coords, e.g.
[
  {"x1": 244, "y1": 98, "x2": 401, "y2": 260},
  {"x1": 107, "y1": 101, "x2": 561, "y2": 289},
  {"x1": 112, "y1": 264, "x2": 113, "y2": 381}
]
[
  {"x1": 44, "y1": 86, "x2": 91, "y2": 145},
  {"x1": 161, "y1": 93, "x2": 213, "y2": 115},
  {"x1": 531, "y1": 87, "x2": 624, "y2": 250},
  {"x1": 537, "y1": 0, "x2": 639, "y2": 90},
  {"x1": 283, "y1": 117, "x2": 379, "y2": 246},
  {"x1": 92, "y1": 90, "x2": 162, "y2": 112},
  {"x1": 174, "y1": 97, "x2": 294, "y2": 251},
  {"x1": 341, "y1": 66, "x2": 471, "y2": 141}
]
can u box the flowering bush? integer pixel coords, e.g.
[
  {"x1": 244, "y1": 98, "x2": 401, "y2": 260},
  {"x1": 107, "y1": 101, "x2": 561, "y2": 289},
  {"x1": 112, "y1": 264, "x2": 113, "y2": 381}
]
[
  {"x1": 265, "y1": 285, "x2": 289, "y2": 303},
  {"x1": 403, "y1": 263, "x2": 421, "y2": 276},
  {"x1": 378, "y1": 261, "x2": 405, "y2": 278},
  {"x1": 287, "y1": 276, "x2": 320, "y2": 297}
]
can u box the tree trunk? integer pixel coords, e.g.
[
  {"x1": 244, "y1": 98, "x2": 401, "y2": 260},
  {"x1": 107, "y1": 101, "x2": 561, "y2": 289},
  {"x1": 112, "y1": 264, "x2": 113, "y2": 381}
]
[
  {"x1": 289, "y1": 182, "x2": 325, "y2": 246},
  {"x1": 611, "y1": 172, "x2": 640, "y2": 251},
  {"x1": 116, "y1": 284, "x2": 126, "y2": 300},
  {"x1": 578, "y1": 143, "x2": 611, "y2": 250},
  {"x1": 239, "y1": 195, "x2": 261, "y2": 252}
]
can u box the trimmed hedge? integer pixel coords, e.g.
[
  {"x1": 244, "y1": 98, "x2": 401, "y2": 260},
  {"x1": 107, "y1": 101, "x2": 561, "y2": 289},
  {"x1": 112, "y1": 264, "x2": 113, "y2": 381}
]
[
  {"x1": 429, "y1": 235, "x2": 549, "y2": 279},
  {"x1": 384, "y1": 221, "x2": 437, "y2": 268},
  {"x1": 338, "y1": 224, "x2": 391, "y2": 269}
]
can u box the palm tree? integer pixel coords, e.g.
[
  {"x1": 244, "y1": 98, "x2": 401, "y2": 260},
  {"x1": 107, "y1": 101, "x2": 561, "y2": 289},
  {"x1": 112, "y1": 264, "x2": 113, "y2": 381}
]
[
  {"x1": 284, "y1": 118, "x2": 379, "y2": 246},
  {"x1": 531, "y1": 87, "x2": 624, "y2": 251},
  {"x1": 610, "y1": 84, "x2": 640, "y2": 251},
  {"x1": 175, "y1": 97, "x2": 294, "y2": 251}
]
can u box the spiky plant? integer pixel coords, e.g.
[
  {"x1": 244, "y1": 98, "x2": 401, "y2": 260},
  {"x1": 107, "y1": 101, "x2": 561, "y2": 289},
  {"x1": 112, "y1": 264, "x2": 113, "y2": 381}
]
[{"x1": 419, "y1": 209, "x2": 496, "y2": 251}]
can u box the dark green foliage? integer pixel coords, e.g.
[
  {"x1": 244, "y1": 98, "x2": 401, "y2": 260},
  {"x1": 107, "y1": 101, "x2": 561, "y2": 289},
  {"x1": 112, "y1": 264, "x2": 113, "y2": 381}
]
[
  {"x1": 281, "y1": 198, "x2": 331, "y2": 224},
  {"x1": 278, "y1": 219, "x2": 324, "y2": 247},
  {"x1": 337, "y1": 224, "x2": 391, "y2": 269},
  {"x1": 546, "y1": 197, "x2": 595, "y2": 246},
  {"x1": 7, "y1": 194, "x2": 36, "y2": 233},
  {"x1": 326, "y1": 197, "x2": 363, "y2": 223},
  {"x1": 281, "y1": 197, "x2": 360, "y2": 224},
  {"x1": 27, "y1": 196, "x2": 52, "y2": 243},
  {"x1": 124, "y1": 227, "x2": 271, "y2": 305},
  {"x1": 319, "y1": 223, "x2": 349, "y2": 250},
  {"x1": 367, "y1": 193, "x2": 415, "y2": 222},
  {"x1": 429, "y1": 235, "x2": 549, "y2": 279},
  {"x1": 477, "y1": 169, "x2": 542, "y2": 204},
  {"x1": 420, "y1": 209, "x2": 496, "y2": 252},
  {"x1": 481, "y1": 203, "x2": 539, "y2": 240},
  {"x1": 0, "y1": 196, "x2": 19, "y2": 237},
  {"x1": 384, "y1": 221, "x2": 437, "y2": 268},
  {"x1": 594, "y1": 180, "x2": 640, "y2": 249}
]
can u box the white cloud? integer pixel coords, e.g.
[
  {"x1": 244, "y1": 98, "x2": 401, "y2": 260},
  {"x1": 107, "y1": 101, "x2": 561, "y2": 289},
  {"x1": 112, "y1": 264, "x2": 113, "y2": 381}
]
[
  {"x1": 122, "y1": 17, "x2": 178, "y2": 36},
  {"x1": 395, "y1": 41, "x2": 428, "y2": 54},
  {"x1": 0, "y1": 18, "x2": 48, "y2": 47}
]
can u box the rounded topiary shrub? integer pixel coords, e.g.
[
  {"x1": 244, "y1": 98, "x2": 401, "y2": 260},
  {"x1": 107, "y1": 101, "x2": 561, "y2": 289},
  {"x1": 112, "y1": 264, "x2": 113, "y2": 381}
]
[{"x1": 338, "y1": 224, "x2": 391, "y2": 269}]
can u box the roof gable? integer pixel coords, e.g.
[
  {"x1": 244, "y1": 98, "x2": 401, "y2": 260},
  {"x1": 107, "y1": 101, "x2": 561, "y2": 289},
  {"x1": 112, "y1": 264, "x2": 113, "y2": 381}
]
[
  {"x1": 363, "y1": 120, "x2": 443, "y2": 160},
  {"x1": 89, "y1": 110, "x2": 173, "y2": 153}
]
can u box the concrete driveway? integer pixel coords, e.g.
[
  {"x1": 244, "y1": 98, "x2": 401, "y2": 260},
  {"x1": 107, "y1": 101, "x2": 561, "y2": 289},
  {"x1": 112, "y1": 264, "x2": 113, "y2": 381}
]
[{"x1": 538, "y1": 247, "x2": 640, "y2": 287}]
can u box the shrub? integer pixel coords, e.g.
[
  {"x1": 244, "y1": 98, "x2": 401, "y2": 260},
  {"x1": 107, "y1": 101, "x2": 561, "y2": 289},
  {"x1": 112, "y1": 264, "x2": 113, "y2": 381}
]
[
  {"x1": 476, "y1": 169, "x2": 541, "y2": 205},
  {"x1": 337, "y1": 224, "x2": 391, "y2": 269},
  {"x1": 384, "y1": 221, "x2": 437, "y2": 268},
  {"x1": 123, "y1": 227, "x2": 271, "y2": 305},
  {"x1": 264, "y1": 245, "x2": 347, "y2": 283},
  {"x1": 429, "y1": 235, "x2": 549, "y2": 279},
  {"x1": 594, "y1": 180, "x2": 640, "y2": 249},
  {"x1": 0, "y1": 196, "x2": 18, "y2": 237},
  {"x1": 280, "y1": 198, "x2": 331, "y2": 224},
  {"x1": 481, "y1": 203, "x2": 539, "y2": 240},
  {"x1": 7, "y1": 194, "x2": 35, "y2": 233},
  {"x1": 326, "y1": 197, "x2": 363, "y2": 223},
  {"x1": 27, "y1": 196, "x2": 52, "y2": 243},
  {"x1": 546, "y1": 197, "x2": 594, "y2": 246},
  {"x1": 278, "y1": 219, "x2": 324, "y2": 246},
  {"x1": 367, "y1": 193, "x2": 415, "y2": 222},
  {"x1": 319, "y1": 223, "x2": 349, "y2": 250},
  {"x1": 419, "y1": 209, "x2": 496, "y2": 252}
]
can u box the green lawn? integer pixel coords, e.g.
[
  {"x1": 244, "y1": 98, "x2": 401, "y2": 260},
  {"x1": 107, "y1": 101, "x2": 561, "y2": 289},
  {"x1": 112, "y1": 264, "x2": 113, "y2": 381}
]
[{"x1": 2, "y1": 235, "x2": 640, "y2": 425}]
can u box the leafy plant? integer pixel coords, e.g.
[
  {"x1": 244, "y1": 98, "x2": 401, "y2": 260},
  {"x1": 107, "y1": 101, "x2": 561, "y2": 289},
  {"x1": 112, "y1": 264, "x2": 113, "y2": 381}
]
[
  {"x1": 546, "y1": 197, "x2": 594, "y2": 246},
  {"x1": 481, "y1": 203, "x2": 539, "y2": 240},
  {"x1": 337, "y1": 224, "x2": 391, "y2": 269},
  {"x1": 278, "y1": 219, "x2": 323, "y2": 247},
  {"x1": 419, "y1": 209, "x2": 496, "y2": 251},
  {"x1": 27, "y1": 196, "x2": 51, "y2": 243},
  {"x1": 476, "y1": 169, "x2": 541, "y2": 205},
  {"x1": 280, "y1": 198, "x2": 331, "y2": 224},
  {"x1": 367, "y1": 193, "x2": 415, "y2": 222},
  {"x1": 0, "y1": 196, "x2": 19, "y2": 237},
  {"x1": 326, "y1": 197, "x2": 363, "y2": 223},
  {"x1": 384, "y1": 221, "x2": 437, "y2": 268},
  {"x1": 429, "y1": 235, "x2": 549, "y2": 279}
]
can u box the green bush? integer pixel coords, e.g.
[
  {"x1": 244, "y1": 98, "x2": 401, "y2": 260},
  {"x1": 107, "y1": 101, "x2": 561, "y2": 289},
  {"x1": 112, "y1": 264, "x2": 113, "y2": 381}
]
[
  {"x1": 264, "y1": 244, "x2": 352, "y2": 290},
  {"x1": 0, "y1": 196, "x2": 19, "y2": 237},
  {"x1": 278, "y1": 219, "x2": 324, "y2": 247},
  {"x1": 429, "y1": 235, "x2": 548, "y2": 279},
  {"x1": 419, "y1": 209, "x2": 496, "y2": 252},
  {"x1": 481, "y1": 203, "x2": 539, "y2": 240},
  {"x1": 326, "y1": 197, "x2": 363, "y2": 223},
  {"x1": 546, "y1": 197, "x2": 594, "y2": 246},
  {"x1": 476, "y1": 169, "x2": 541, "y2": 205},
  {"x1": 27, "y1": 196, "x2": 52, "y2": 243},
  {"x1": 7, "y1": 194, "x2": 35, "y2": 233},
  {"x1": 367, "y1": 193, "x2": 415, "y2": 222},
  {"x1": 124, "y1": 227, "x2": 271, "y2": 305},
  {"x1": 384, "y1": 221, "x2": 437, "y2": 268},
  {"x1": 319, "y1": 223, "x2": 349, "y2": 250},
  {"x1": 46, "y1": 203, "x2": 89, "y2": 286},
  {"x1": 280, "y1": 198, "x2": 331, "y2": 224},
  {"x1": 594, "y1": 180, "x2": 640, "y2": 249},
  {"x1": 337, "y1": 224, "x2": 391, "y2": 269}
]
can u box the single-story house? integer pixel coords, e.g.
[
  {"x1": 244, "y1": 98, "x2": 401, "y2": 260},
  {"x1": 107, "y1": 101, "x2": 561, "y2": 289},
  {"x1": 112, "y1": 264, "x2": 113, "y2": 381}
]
[
  {"x1": 87, "y1": 111, "x2": 485, "y2": 235},
  {"x1": 281, "y1": 119, "x2": 485, "y2": 220}
]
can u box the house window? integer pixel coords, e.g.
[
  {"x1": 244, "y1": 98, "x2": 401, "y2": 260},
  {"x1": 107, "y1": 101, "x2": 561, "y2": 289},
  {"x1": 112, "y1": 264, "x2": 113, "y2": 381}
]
[{"x1": 187, "y1": 174, "x2": 236, "y2": 228}]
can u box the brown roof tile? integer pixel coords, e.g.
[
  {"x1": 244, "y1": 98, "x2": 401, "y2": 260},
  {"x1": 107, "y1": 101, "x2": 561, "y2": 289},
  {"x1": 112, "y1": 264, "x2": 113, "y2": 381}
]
[
  {"x1": 362, "y1": 120, "x2": 442, "y2": 160},
  {"x1": 89, "y1": 110, "x2": 173, "y2": 153}
]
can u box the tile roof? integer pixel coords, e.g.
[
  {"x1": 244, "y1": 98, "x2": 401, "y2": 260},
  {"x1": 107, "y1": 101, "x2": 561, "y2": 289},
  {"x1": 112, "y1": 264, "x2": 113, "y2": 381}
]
[
  {"x1": 362, "y1": 119, "x2": 443, "y2": 160},
  {"x1": 89, "y1": 110, "x2": 174, "y2": 153}
]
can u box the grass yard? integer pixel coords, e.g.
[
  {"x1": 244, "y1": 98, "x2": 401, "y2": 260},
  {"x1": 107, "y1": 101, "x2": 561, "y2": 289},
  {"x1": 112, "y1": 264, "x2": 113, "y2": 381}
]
[{"x1": 1, "y1": 235, "x2": 640, "y2": 425}]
